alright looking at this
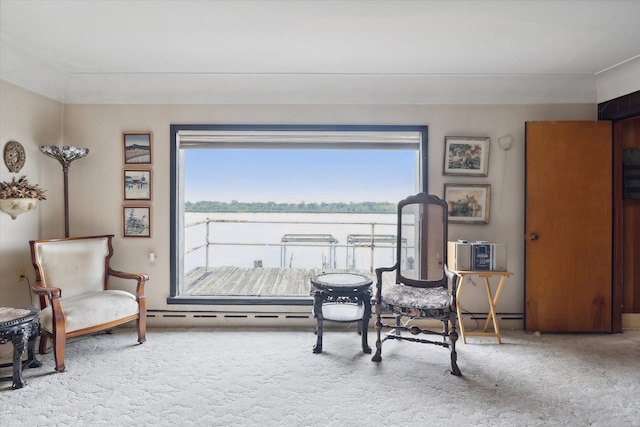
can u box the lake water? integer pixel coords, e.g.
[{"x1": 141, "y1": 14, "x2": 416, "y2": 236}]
[{"x1": 184, "y1": 212, "x2": 400, "y2": 273}]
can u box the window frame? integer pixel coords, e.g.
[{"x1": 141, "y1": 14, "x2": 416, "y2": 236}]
[{"x1": 168, "y1": 124, "x2": 429, "y2": 306}]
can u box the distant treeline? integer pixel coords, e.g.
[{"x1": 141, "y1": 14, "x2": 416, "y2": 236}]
[{"x1": 185, "y1": 200, "x2": 396, "y2": 213}]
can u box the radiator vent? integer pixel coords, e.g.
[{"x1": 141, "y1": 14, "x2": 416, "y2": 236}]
[{"x1": 146, "y1": 310, "x2": 316, "y2": 327}]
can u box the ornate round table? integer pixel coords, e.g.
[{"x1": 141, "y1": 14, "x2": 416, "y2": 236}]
[
  {"x1": 310, "y1": 272, "x2": 373, "y2": 354},
  {"x1": 0, "y1": 307, "x2": 42, "y2": 389}
]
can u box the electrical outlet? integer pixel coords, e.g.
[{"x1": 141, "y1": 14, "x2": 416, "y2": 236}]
[{"x1": 17, "y1": 266, "x2": 26, "y2": 281}]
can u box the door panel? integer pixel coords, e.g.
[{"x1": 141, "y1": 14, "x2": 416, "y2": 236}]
[
  {"x1": 616, "y1": 116, "x2": 640, "y2": 314},
  {"x1": 525, "y1": 121, "x2": 612, "y2": 332}
]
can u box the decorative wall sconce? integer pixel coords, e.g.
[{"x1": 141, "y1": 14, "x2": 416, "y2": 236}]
[
  {"x1": 40, "y1": 145, "x2": 89, "y2": 237},
  {"x1": 0, "y1": 198, "x2": 38, "y2": 220}
]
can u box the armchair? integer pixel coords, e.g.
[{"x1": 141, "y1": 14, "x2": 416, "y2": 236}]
[
  {"x1": 29, "y1": 234, "x2": 149, "y2": 372},
  {"x1": 371, "y1": 193, "x2": 461, "y2": 376}
]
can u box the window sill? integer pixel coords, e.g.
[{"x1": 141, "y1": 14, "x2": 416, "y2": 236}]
[{"x1": 167, "y1": 295, "x2": 313, "y2": 306}]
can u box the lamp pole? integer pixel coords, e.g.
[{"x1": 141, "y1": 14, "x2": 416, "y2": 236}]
[{"x1": 61, "y1": 161, "x2": 70, "y2": 237}]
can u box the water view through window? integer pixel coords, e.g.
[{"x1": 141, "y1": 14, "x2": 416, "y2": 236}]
[{"x1": 171, "y1": 125, "x2": 427, "y2": 302}]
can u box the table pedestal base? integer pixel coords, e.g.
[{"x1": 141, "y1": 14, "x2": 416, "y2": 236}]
[
  {"x1": 0, "y1": 308, "x2": 42, "y2": 389},
  {"x1": 310, "y1": 273, "x2": 373, "y2": 354}
]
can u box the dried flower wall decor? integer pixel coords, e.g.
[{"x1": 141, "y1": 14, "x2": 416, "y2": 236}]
[{"x1": 0, "y1": 175, "x2": 47, "y2": 200}]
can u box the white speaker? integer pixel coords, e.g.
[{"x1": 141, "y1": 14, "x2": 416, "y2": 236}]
[
  {"x1": 491, "y1": 243, "x2": 507, "y2": 271},
  {"x1": 447, "y1": 241, "x2": 471, "y2": 270}
]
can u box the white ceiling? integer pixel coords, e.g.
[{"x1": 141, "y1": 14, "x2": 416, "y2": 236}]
[{"x1": 1, "y1": 0, "x2": 639, "y2": 104}]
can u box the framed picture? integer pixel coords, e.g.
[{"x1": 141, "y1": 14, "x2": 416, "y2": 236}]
[
  {"x1": 123, "y1": 169, "x2": 151, "y2": 201},
  {"x1": 443, "y1": 136, "x2": 490, "y2": 176},
  {"x1": 444, "y1": 184, "x2": 491, "y2": 224},
  {"x1": 123, "y1": 132, "x2": 152, "y2": 164},
  {"x1": 123, "y1": 206, "x2": 151, "y2": 237}
]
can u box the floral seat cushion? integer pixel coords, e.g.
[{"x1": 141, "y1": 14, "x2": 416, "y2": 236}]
[{"x1": 380, "y1": 282, "x2": 451, "y2": 318}]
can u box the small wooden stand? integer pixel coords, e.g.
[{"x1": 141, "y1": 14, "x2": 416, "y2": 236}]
[{"x1": 451, "y1": 270, "x2": 513, "y2": 344}]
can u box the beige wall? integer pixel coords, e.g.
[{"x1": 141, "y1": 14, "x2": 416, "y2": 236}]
[
  {"x1": 1, "y1": 79, "x2": 597, "y2": 328},
  {"x1": 0, "y1": 81, "x2": 63, "y2": 308}
]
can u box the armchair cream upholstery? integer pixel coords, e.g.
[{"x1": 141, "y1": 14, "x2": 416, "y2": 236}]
[{"x1": 29, "y1": 235, "x2": 149, "y2": 372}]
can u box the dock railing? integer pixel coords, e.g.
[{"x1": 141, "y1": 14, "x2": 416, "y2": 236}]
[{"x1": 184, "y1": 217, "x2": 410, "y2": 274}]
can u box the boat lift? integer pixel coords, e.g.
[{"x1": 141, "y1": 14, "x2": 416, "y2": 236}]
[
  {"x1": 280, "y1": 234, "x2": 338, "y2": 269},
  {"x1": 346, "y1": 234, "x2": 407, "y2": 270}
]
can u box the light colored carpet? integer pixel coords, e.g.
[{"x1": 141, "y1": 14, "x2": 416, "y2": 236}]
[{"x1": 1, "y1": 326, "x2": 639, "y2": 426}]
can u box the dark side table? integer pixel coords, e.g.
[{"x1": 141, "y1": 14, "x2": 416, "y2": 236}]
[
  {"x1": 0, "y1": 307, "x2": 42, "y2": 389},
  {"x1": 310, "y1": 272, "x2": 373, "y2": 354}
]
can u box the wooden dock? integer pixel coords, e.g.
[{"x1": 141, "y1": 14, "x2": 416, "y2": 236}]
[{"x1": 183, "y1": 266, "x2": 375, "y2": 297}]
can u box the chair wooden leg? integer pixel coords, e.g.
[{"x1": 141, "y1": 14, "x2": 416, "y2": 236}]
[
  {"x1": 136, "y1": 316, "x2": 147, "y2": 344},
  {"x1": 448, "y1": 314, "x2": 462, "y2": 376},
  {"x1": 372, "y1": 314, "x2": 383, "y2": 362},
  {"x1": 52, "y1": 333, "x2": 66, "y2": 372},
  {"x1": 394, "y1": 314, "x2": 402, "y2": 336}
]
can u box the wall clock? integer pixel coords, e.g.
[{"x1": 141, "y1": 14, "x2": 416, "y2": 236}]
[{"x1": 4, "y1": 140, "x2": 26, "y2": 173}]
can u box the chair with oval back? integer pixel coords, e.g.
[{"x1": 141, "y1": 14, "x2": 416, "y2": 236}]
[{"x1": 372, "y1": 193, "x2": 461, "y2": 376}]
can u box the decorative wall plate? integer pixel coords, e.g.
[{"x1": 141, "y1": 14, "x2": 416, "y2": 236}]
[{"x1": 4, "y1": 140, "x2": 26, "y2": 173}]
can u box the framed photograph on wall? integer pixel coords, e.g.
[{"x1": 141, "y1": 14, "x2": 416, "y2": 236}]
[
  {"x1": 123, "y1": 206, "x2": 151, "y2": 237},
  {"x1": 123, "y1": 169, "x2": 151, "y2": 201},
  {"x1": 444, "y1": 183, "x2": 491, "y2": 224},
  {"x1": 123, "y1": 132, "x2": 152, "y2": 164},
  {"x1": 443, "y1": 136, "x2": 490, "y2": 176}
]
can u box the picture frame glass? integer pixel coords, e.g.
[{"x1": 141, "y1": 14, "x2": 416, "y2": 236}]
[
  {"x1": 124, "y1": 133, "x2": 152, "y2": 164},
  {"x1": 123, "y1": 206, "x2": 151, "y2": 237},
  {"x1": 124, "y1": 169, "x2": 151, "y2": 200},
  {"x1": 443, "y1": 137, "x2": 489, "y2": 176},
  {"x1": 444, "y1": 184, "x2": 491, "y2": 224}
]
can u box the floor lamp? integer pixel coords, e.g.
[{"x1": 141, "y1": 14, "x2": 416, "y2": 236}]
[{"x1": 40, "y1": 145, "x2": 89, "y2": 238}]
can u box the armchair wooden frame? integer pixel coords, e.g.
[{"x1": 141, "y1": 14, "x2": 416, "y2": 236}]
[
  {"x1": 371, "y1": 193, "x2": 461, "y2": 376},
  {"x1": 30, "y1": 234, "x2": 149, "y2": 372}
]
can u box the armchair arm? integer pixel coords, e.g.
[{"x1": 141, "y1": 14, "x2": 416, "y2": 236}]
[
  {"x1": 31, "y1": 281, "x2": 65, "y2": 335},
  {"x1": 444, "y1": 264, "x2": 458, "y2": 296},
  {"x1": 375, "y1": 265, "x2": 397, "y2": 285},
  {"x1": 444, "y1": 264, "x2": 459, "y2": 313},
  {"x1": 31, "y1": 282, "x2": 61, "y2": 299},
  {"x1": 108, "y1": 268, "x2": 149, "y2": 311},
  {"x1": 374, "y1": 265, "x2": 398, "y2": 302},
  {"x1": 109, "y1": 268, "x2": 149, "y2": 283}
]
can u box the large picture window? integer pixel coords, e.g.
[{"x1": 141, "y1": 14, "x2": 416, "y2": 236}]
[{"x1": 169, "y1": 125, "x2": 428, "y2": 305}]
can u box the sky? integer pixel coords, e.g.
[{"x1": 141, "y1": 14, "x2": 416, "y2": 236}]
[{"x1": 185, "y1": 149, "x2": 417, "y2": 204}]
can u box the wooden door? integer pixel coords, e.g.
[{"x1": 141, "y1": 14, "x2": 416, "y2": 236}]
[
  {"x1": 615, "y1": 116, "x2": 640, "y2": 315},
  {"x1": 525, "y1": 121, "x2": 612, "y2": 332}
]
